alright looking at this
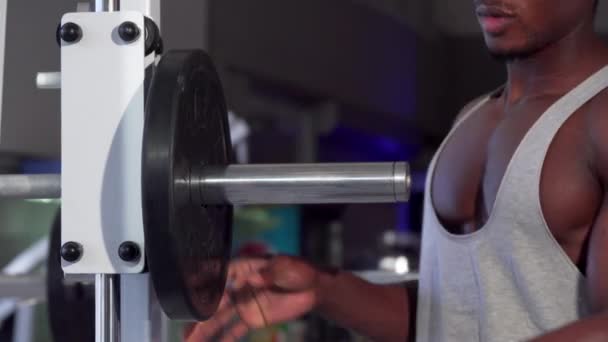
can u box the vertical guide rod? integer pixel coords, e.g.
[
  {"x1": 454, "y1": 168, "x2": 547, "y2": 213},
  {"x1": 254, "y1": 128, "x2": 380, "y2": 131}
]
[
  {"x1": 91, "y1": 0, "x2": 120, "y2": 12},
  {"x1": 96, "y1": 274, "x2": 120, "y2": 342},
  {"x1": 88, "y1": 1, "x2": 121, "y2": 340},
  {"x1": 81, "y1": 1, "x2": 132, "y2": 341},
  {"x1": 0, "y1": 0, "x2": 7, "y2": 134}
]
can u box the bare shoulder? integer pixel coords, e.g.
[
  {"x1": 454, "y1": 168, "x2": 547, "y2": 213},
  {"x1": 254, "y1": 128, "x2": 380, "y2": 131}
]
[
  {"x1": 452, "y1": 92, "x2": 495, "y2": 126},
  {"x1": 585, "y1": 88, "x2": 608, "y2": 179}
]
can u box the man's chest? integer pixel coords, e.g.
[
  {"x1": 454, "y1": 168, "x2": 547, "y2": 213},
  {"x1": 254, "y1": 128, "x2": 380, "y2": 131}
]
[{"x1": 430, "y1": 99, "x2": 602, "y2": 268}]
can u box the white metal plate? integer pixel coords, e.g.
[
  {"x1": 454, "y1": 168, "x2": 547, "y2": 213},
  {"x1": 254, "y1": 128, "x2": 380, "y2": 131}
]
[{"x1": 61, "y1": 12, "x2": 145, "y2": 274}]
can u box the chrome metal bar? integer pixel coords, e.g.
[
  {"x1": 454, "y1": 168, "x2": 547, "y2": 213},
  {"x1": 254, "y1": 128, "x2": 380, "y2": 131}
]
[
  {"x1": 193, "y1": 162, "x2": 411, "y2": 205},
  {"x1": 0, "y1": 275, "x2": 46, "y2": 301},
  {"x1": 0, "y1": 162, "x2": 411, "y2": 203},
  {"x1": 0, "y1": 174, "x2": 60, "y2": 199},
  {"x1": 96, "y1": 274, "x2": 120, "y2": 342},
  {"x1": 92, "y1": 0, "x2": 120, "y2": 12}
]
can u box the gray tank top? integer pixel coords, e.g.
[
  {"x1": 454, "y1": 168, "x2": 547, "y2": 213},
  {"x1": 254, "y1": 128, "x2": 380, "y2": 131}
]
[{"x1": 416, "y1": 66, "x2": 608, "y2": 342}]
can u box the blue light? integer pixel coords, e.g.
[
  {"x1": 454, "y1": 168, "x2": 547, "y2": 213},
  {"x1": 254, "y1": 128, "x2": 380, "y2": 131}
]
[
  {"x1": 319, "y1": 125, "x2": 418, "y2": 162},
  {"x1": 21, "y1": 159, "x2": 61, "y2": 174},
  {"x1": 397, "y1": 203, "x2": 410, "y2": 232}
]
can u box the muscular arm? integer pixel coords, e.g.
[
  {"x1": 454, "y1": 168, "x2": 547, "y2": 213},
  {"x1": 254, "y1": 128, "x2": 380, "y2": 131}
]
[{"x1": 315, "y1": 271, "x2": 416, "y2": 342}]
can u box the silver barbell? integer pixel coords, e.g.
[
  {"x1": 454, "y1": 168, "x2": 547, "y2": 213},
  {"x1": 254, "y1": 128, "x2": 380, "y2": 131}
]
[{"x1": 1, "y1": 162, "x2": 411, "y2": 204}]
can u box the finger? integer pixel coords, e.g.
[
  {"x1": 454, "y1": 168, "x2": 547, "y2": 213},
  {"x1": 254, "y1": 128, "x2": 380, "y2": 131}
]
[
  {"x1": 189, "y1": 292, "x2": 233, "y2": 340},
  {"x1": 228, "y1": 259, "x2": 269, "y2": 290},
  {"x1": 247, "y1": 263, "x2": 263, "y2": 285},
  {"x1": 186, "y1": 306, "x2": 238, "y2": 341},
  {"x1": 220, "y1": 322, "x2": 250, "y2": 342},
  {"x1": 244, "y1": 271, "x2": 269, "y2": 288},
  {"x1": 229, "y1": 258, "x2": 270, "y2": 278},
  {"x1": 217, "y1": 291, "x2": 232, "y2": 312},
  {"x1": 183, "y1": 323, "x2": 195, "y2": 340},
  {"x1": 245, "y1": 257, "x2": 272, "y2": 271},
  {"x1": 185, "y1": 323, "x2": 214, "y2": 342},
  {"x1": 226, "y1": 263, "x2": 271, "y2": 291},
  {"x1": 246, "y1": 286, "x2": 269, "y2": 327},
  {"x1": 230, "y1": 286, "x2": 269, "y2": 329}
]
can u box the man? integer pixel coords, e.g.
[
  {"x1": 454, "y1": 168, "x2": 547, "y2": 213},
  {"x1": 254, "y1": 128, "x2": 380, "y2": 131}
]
[{"x1": 187, "y1": 0, "x2": 608, "y2": 340}]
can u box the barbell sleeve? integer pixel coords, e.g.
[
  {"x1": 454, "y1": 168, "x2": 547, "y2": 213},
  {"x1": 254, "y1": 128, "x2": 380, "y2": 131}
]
[{"x1": 193, "y1": 162, "x2": 411, "y2": 205}]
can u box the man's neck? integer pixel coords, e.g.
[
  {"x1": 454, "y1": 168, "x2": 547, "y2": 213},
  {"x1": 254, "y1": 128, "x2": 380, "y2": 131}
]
[{"x1": 504, "y1": 23, "x2": 608, "y2": 105}]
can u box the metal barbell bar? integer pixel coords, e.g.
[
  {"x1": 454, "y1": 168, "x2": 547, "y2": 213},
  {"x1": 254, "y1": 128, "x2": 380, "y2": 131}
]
[
  {"x1": 0, "y1": 162, "x2": 411, "y2": 203},
  {"x1": 193, "y1": 162, "x2": 411, "y2": 205}
]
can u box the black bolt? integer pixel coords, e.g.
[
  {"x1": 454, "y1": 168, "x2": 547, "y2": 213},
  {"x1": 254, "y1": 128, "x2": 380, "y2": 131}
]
[
  {"x1": 118, "y1": 22, "x2": 140, "y2": 43},
  {"x1": 118, "y1": 242, "x2": 141, "y2": 262},
  {"x1": 59, "y1": 22, "x2": 82, "y2": 43},
  {"x1": 61, "y1": 242, "x2": 83, "y2": 262}
]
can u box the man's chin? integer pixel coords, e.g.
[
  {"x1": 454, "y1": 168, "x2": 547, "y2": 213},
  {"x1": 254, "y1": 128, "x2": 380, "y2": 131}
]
[
  {"x1": 484, "y1": 37, "x2": 543, "y2": 62},
  {"x1": 484, "y1": 38, "x2": 512, "y2": 59},
  {"x1": 486, "y1": 44, "x2": 535, "y2": 62},
  {"x1": 487, "y1": 47, "x2": 516, "y2": 62}
]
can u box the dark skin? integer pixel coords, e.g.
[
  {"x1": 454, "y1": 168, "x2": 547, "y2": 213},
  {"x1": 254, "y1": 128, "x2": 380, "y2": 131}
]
[
  {"x1": 186, "y1": 0, "x2": 608, "y2": 341},
  {"x1": 436, "y1": 0, "x2": 608, "y2": 340}
]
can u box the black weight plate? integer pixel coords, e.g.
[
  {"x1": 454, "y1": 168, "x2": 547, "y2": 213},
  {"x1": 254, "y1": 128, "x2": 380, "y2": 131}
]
[
  {"x1": 47, "y1": 210, "x2": 95, "y2": 342},
  {"x1": 143, "y1": 50, "x2": 234, "y2": 321}
]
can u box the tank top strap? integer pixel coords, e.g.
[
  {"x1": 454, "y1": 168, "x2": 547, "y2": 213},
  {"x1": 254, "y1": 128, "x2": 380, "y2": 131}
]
[{"x1": 494, "y1": 65, "x2": 608, "y2": 219}]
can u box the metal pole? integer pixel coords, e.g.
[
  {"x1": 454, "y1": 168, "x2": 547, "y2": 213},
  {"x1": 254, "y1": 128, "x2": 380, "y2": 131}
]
[
  {"x1": 0, "y1": 275, "x2": 46, "y2": 300},
  {"x1": 82, "y1": 3, "x2": 120, "y2": 342},
  {"x1": 0, "y1": 162, "x2": 411, "y2": 203},
  {"x1": 193, "y1": 162, "x2": 411, "y2": 205},
  {"x1": 0, "y1": 0, "x2": 7, "y2": 132},
  {"x1": 96, "y1": 274, "x2": 120, "y2": 342},
  {"x1": 0, "y1": 174, "x2": 60, "y2": 199},
  {"x1": 91, "y1": 0, "x2": 120, "y2": 12}
]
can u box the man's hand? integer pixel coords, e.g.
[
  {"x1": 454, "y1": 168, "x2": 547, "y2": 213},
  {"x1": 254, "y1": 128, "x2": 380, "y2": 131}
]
[{"x1": 184, "y1": 256, "x2": 320, "y2": 342}]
